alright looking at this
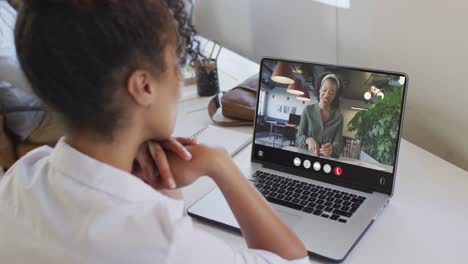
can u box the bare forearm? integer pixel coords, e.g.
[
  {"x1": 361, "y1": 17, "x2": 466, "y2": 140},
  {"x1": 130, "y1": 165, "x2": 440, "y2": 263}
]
[{"x1": 209, "y1": 159, "x2": 307, "y2": 260}]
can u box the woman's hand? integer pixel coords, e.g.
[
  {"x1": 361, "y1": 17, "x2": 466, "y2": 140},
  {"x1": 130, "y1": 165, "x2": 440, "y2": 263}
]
[
  {"x1": 306, "y1": 137, "x2": 320, "y2": 156},
  {"x1": 132, "y1": 137, "x2": 197, "y2": 190},
  {"x1": 320, "y1": 143, "x2": 333, "y2": 156},
  {"x1": 165, "y1": 144, "x2": 231, "y2": 188}
]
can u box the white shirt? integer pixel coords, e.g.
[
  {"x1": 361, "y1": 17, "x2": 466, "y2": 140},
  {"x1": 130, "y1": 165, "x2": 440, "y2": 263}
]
[{"x1": 0, "y1": 138, "x2": 309, "y2": 264}]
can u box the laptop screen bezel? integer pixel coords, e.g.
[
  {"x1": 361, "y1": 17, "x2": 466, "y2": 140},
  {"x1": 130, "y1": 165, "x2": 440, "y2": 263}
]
[{"x1": 251, "y1": 57, "x2": 409, "y2": 196}]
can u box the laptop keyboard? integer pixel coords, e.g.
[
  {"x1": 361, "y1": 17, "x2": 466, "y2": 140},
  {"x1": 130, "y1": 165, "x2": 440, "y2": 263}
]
[{"x1": 252, "y1": 171, "x2": 366, "y2": 223}]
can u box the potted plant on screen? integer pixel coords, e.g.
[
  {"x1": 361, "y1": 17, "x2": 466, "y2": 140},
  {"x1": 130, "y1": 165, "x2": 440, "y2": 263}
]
[{"x1": 347, "y1": 85, "x2": 404, "y2": 166}]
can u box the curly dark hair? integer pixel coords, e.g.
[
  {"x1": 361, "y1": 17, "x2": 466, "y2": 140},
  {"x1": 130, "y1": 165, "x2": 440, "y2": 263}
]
[
  {"x1": 15, "y1": 0, "x2": 201, "y2": 139},
  {"x1": 312, "y1": 71, "x2": 344, "y2": 109}
]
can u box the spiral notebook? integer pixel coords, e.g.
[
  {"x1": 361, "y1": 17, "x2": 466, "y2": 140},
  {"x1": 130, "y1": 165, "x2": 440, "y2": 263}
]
[{"x1": 189, "y1": 125, "x2": 252, "y2": 157}]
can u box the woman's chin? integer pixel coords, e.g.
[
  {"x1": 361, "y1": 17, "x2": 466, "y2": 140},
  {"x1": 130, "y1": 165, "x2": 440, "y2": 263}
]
[{"x1": 147, "y1": 128, "x2": 173, "y2": 141}]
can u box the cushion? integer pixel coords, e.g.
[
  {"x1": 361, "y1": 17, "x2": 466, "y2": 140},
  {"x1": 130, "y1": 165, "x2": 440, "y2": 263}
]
[{"x1": 0, "y1": 1, "x2": 45, "y2": 140}]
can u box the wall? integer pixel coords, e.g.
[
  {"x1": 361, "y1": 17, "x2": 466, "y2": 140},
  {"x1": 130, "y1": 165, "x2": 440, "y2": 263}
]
[
  {"x1": 336, "y1": 0, "x2": 468, "y2": 171},
  {"x1": 193, "y1": 0, "x2": 255, "y2": 60},
  {"x1": 263, "y1": 87, "x2": 313, "y2": 121},
  {"x1": 194, "y1": 0, "x2": 338, "y2": 63},
  {"x1": 194, "y1": 0, "x2": 468, "y2": 171}
]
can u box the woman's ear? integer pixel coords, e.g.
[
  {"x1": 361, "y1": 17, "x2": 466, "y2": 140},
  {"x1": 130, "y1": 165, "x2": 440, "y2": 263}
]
[{"x1": 127, "y1": 69, "x2": 157, "y2": 107}]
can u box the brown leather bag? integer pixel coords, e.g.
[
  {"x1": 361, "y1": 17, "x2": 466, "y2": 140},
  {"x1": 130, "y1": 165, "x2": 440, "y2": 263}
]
[{"x1": 208, "y1": 74, "x2": 259, "y2": 126}]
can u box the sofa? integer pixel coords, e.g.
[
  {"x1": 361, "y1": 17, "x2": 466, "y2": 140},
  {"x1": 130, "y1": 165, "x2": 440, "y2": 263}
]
[
  {"x1": 0, "y1": 1, "x2": 55, "y2": 170},
  {"x1": 0, "y1": 113, "x2": 52, "y2": 170}
]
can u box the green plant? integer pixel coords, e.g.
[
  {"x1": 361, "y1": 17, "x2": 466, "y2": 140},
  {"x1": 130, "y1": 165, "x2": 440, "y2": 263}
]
[{"x1": 347, "y1": 86, "x2": 403, "y2": 165}]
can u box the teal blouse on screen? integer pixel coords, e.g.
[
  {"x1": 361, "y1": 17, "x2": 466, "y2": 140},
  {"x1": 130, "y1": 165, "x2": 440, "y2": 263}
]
[{"x1": 296, "y1": 104, "x2": 344, "y2": 157}]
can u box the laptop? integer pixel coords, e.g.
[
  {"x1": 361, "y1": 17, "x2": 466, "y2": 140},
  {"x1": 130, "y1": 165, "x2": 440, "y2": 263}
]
[{"x1": 188, "y1": 58, "x2": 408, "y2": 263}]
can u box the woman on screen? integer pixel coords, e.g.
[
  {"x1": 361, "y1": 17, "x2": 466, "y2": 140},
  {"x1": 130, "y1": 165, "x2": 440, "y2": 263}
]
[{"x1": 297, "y1": 72, "x2": 344, "y2": 157}]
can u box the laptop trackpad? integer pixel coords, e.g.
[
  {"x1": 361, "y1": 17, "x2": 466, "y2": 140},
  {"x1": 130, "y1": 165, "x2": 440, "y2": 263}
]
[
  {"x1": 275, "y1": 209, "x2": 301, "y2": 227},
  {"x1": 188, "y1": 187, "x2": 301, "y2": 229}
]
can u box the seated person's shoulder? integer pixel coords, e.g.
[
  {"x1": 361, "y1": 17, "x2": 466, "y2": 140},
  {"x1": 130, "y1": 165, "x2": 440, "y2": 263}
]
[
  {"x1": 336, "y1": 109, "x2": 344, "y2": 121},
  {"x1": 0, "y1": 145, "x2": 53, "y2": 202},
  {"x1": 335, "y1": 107, "x2": 344, "y2": 117},
  {"x1": 303, "y1": 103, "x2": 316, "y2": 113},
  {"x1": 3, "y1": 145, "x2": 53, "y2": 175}
]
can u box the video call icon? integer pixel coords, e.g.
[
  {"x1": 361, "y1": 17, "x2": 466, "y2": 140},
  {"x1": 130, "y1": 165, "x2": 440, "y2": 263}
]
[
  {"x1": 293, "y1": 157, "x2": 302, "y2": 167},
  {"x1": 313, "y1": 162, "x2": 321, "y2": 171},
  {"x1": 334, "y1": 166, "x2": 343, "y2": 176},
  {"x1": 303, "y1": 160, "x2": 311, "y2": 169},
  {"x1": 380, "y1": 177, "x2": 386, "y2": 185}
]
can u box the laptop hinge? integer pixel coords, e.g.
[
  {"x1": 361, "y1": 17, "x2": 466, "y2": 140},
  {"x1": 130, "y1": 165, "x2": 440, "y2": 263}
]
[{"x1": 262, "y1": 162, "x2": 375, "y2": 194}]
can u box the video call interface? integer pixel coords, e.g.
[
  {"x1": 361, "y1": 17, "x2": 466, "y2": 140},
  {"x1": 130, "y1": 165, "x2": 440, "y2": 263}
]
[{"x1": 255, "y1": 59, "x2": 406, "y2": 175}]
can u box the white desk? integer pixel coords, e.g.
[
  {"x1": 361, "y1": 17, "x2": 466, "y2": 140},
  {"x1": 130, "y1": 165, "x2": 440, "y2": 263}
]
[{"x1": 175, "y1": 46, "x2": 468, "y2": 263}]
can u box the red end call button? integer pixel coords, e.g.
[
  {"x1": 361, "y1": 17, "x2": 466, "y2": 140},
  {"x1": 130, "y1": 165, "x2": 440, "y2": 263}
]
[{"x1": 334, "y1": 166, "x2": 343, "y2": 176}]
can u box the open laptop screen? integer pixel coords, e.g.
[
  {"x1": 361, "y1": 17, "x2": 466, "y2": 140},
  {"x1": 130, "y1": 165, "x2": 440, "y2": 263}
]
[{"x1": 252, "y1": 58, "x2": 408, "y2": 194}]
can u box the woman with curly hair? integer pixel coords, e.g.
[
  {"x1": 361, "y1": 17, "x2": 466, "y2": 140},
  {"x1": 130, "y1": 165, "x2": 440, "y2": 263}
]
[{"x1": 0, "y1": 1, "x2": 307, "y2": 263}]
